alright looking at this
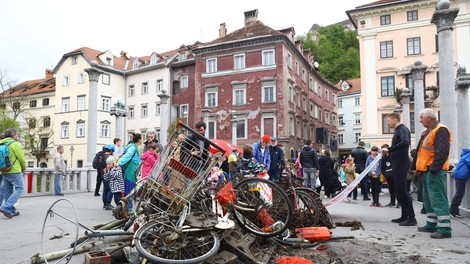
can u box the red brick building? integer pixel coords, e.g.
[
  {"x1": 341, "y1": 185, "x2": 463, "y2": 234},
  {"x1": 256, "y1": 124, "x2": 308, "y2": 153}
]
[{"x1": 175, "y1": 10, "x2": 338, "y2": 156}]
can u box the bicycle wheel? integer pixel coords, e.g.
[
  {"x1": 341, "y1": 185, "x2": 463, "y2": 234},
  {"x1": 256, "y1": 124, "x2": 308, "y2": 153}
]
[
  {"x1": 292, "y1": 187, "x2": 334, "y2": 228},
  {"x1": 233, "y1": 177, "x2": 293, "y2": 237},
  {"x1": 134, "y1": 219, "x2": 220, "y2": 264},
  {"x1": 286, "y1": 189, "x2": 320, "y2": 228}
]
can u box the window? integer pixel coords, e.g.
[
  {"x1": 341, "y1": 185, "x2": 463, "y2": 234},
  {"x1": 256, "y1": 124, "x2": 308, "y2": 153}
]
[
  {"x1": 141, "y1": 82, "x2": 148, "y2": 94},
  {"x1": 205, "y1": 87, "x2": 218, "y2": 107},
  {"x1": 355, "y1": 132, "x2": 361, "y2": 142},
  {"x1": 233, "y1": 83, "x2": 246, "y2": 105},
  {"x1": 262, "y1": 80, "x2": 275, "y2": 103},
  {"x1": 102, "y1": 74, "x2": 110, "y2": 85},
  {"x1": 42, "y1": 98, "x2": 49, "y2": 106},
  {"x1": 43, "y1": 117, "x2": 51, "y2": 127},
  {"x1": 128, "y1": 107, "x2": 134, "y2": 118},
  {"x1": 332, "y1": 114, "x2": 337, "y2": 126},
  {"x1": 338, "y1": 134, "x2": 344, "y2": 144},
  {"x1": 236, "y1": 118, "x2": 246, "y2": 139},
  {"x1": 30, "y1": 100, "x2": 37, "y2": 108},
  {"x1": 234, "y1": 54, "x2": 245, "y2": 69},
  {"x1": 208, "y1": 118, "x2": 216, "y2": 139},
  {"x1": 355, "y1": 113, "x2": 361, "y2": 124},
  {"x1": 61, "y1": 123, "x2": 69, "y2": 138},
  {"x1": 101, "y1": 97, "x2": 111, "y2": 111},
  {"x1": 314, "y1": 104, "x2": 319, "y2": 119},
  {"x1": 181, "y1": 76, "x2": 188, "y2": 88},
  {"x1": 355, "y1": 97, "x2": 360, "y2": 106},
  {"x1": 61, "y1": 98, "x2": 70, "y2": 112},
  {"x1": 180, "y1": 104, "x2": 189, "y2": 118},
  {"x1": 407, "y1": 10, "x2": 418, "y2": 21},
  {"x1": 318, "y1": 86, "x2": 322, "y2": 98},
  {"x1": 302, "y1": 69, "x2": 307, "y2": 83},
  {"x1": 155, "y1": 103, "x2": 161, "y2": 116},
  {"x1": 129, "y1": 85, "x2": 135, "y2": 97},
  {"x1": 40, "y1": 138, "x2": 48, "y2": 150},
  {"x1": 310, "y1": 102, "x2": 314, "y2": 117},
  {"x1": 76, "y1": 122, "x2": 85, "y2": 137},
  {"x1": 381, "y1": 76, "x2": 395, "y2": 97},
  {"x1": 296, "y1": 119, "x2": 301, "y2": 138},
  {"x1": 324, "y1": 90, "x2": 329, "y2": 101},
  {"x1": 318, "y1": 108, "x2": 322, "y2": 122},
  {"x1": 407, "y1": 37, "x2": 421, "y2": 55},
  {"x1": 77, "y1": 96, "x2": 85, "y2": 111},
  {"x1": 309, "y1": 77, "x2": 313, "y2": 90},
  {"x1": 339, "y1": 115, "x2": 344, "y2": 126},
  {"x1": 302, "y1": 96, "x2": 307, "y2": 111},
  {"x1": 296, "y1": 91, "x2": 300, "y2": 108},
  {"x1": 105, "y1": 57, "x2": 112, "y2": 65},
  {"x1": 262, "y1": 49, "x2": 275, "y2": 66},
  {"x1": 338, "y1": 99, "x2": 342, "y2": 108},
  {"x1": 206, "y1": 58, "x2": 217, "y2": 73},
  {"x1": 133, "y1": 59, "x2": 139, "y2": 69},
  {"x1": 100, "y1": 122, "x2": 110, "y2": 138},
  {"x1": 78, "y1": 72, "x2": 85, "y2": 84},
  {"x1": 63, "y1": 75, "x2": 70, "y2": 86},
  {"x1": 382, "y1": 114, "x2": 395, "y2": 134},
  {"x1": 325, "y1": 112, "x2": 330, "y2": 125},
  {"x1": 380, "y1": 41, "x2": 393, "y2": 58},
  {"x1": 71, "y1": 56, "x2": 78, "y2": 65},
  {"x1": 332, "y1": 94, "x2": 336, "y2": 105},
  {"x1": 156, "y1": 79, "x2": 163, "y2": 92},
  {"x1": 141, "y1": 105, "x2": 148, "y2": 117},
  {"x1": 380, "y1": 15, "x2": 391, "y2": 25},
  {"x1": 179, "y1": 53, "x2": 187, "y2": 61},
  {"x1": 406, "y1": 74, "x2": 414, "y2": 91},
  {"x1": 287, "y1": 53, "x2": 292, "y2": 68},
  {"x1": 28, "y1": 119, "x2": 36, "y2": 129},
  {"x1": 289, "y1": 85, "x2": 294, "y2": 102},
  {"x1": 151, "y1": 54, "x2": 157, "y2": 65},
  {"x1": 314, "y1": 81, "x2": 318, "y2": 94},
  {"x1": 295, "y1": 62, "x2": 299, "y2": 75},
  {"x1": 289, "y1": 116, "x2": 295, "y2": 136}
]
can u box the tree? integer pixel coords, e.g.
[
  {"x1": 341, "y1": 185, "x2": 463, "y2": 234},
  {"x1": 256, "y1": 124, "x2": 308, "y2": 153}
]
[
  {"x1": 0, "y1": 68, "x2": 28, "y2": 121},
  {"x1": 300, "y1": 25, "x2": 360, "y2": 83},
  {"x1": 0, "y1": 69, "x2": 20, "y2": 133}
]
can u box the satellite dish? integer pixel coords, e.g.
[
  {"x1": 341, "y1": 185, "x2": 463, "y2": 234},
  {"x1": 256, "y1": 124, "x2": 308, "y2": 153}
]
[{"x1": 313, "y1": 61, "x2": 319, "y2": 69}]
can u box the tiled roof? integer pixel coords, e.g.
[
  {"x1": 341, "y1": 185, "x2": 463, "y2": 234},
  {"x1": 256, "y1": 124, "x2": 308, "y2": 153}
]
[
  {"x1": 356, "y1": 0, "x2": 408, "y2": 9},
  {"x1": 336, "y1": 78, "x2": 361, "y2": 95},
  {"x1": 205, "y1": 20, "x2": 283, "y2": 46},
  {"x1": 2, "y1": 76, "x2": 55, "y2": 98}
]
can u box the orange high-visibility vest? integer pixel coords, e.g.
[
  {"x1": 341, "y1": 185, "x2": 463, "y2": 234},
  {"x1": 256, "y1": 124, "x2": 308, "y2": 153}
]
[{"x1": 416, "y1": 123, "x2": 452, "y2": 171}]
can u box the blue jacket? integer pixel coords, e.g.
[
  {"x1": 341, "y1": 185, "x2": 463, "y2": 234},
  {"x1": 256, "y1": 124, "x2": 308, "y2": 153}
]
[
  {"x1": 366, "y1": 155, "x2": 381, "y2": 178},
  {"x1": 252, "y1": 141, "x2": 271, "y2": 171},
  {"x1": 453, "y1": 148, "x2": 470, "y2": 180}
]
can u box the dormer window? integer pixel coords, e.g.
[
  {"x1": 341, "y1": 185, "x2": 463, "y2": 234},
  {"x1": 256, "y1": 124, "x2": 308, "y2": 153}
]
[
  {"x1": 341, "y1": 81, "x2": 350, "y2": 91},
  {"x1": 151, "y1": 54, "x2": 157, "y2": 65},
  {"x1": 179, "y1": 53, "x2": 187, "y2": 61},
  {"x1": 106, "y1": 57, "x2": 112, "y2": 65},
  {"x1": 133, "y1": 59, "x2": 139, "y2": 69}
]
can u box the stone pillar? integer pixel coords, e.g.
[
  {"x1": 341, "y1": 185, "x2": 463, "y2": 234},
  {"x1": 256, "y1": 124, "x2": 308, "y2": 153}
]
[
  {"x1": 202, "y1": 108, "x2": 211, "y2": 137},
  {"x1": 411, "y1": 61, "x2": 427, "y2": 144},
  {"x1": 456, "y1": 67, "x2": 470, "y2": 154},
  {"x1": 231, "y1": 119, "x2": 238, "y2": 146},
  {"x1": 431, "y1": 0, "x2": 460, "y2": 163},
  {"x1": 84, "y1": 66, "x2": 104, "y2": 166},
  {"x1": 110, "y1": 99, "x2": 128, "y2": 142},
  {"x1": 400, "y1": 88, "x2": 411, "y2": 130},
  {"x1": 158, "y1": 90, "x2": 171, "y2": 145}
]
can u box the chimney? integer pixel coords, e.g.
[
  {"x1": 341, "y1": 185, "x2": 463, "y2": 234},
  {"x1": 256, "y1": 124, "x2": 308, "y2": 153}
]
[
  {"x1": 244, "y1": 9, "x2": 258, "y2": 26},
  {"x1": 45, "y1": 69, "x2": 53, "y2": 79},
  {"x1": 120, "y1": 51, "x2": 128, "y2": 59},
  {"x1": 219, "y1": 23, "x2": 227, "y2": 38}
]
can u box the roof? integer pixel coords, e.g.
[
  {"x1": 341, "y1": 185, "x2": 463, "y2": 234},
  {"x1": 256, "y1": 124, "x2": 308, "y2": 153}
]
[
  {"x1": 356, "y1": 0, "x2": 407, "y2": 9},
  {"x1": 336, "y1": 78, "x2": 361, "y2": 95},
  {"x1": 205, "y1": 20, "x2": 283, "y2": 46},
  {"x1": 1, "y1": 76, "x2": 55, "y2": 98},
  {"x1": 346, "y1": 0, "x2": 412, "y2": 28}
]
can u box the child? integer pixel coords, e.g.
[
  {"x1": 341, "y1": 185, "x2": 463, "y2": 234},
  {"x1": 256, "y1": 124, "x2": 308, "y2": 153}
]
[
  {"x1": 344, "y1": 157, "x2": 357, "y2": 202},
  {"x1": 141, "y1": 143, "x2": 160, "y2": 180},
  {"x1": 103, "y1": 156, "x2": 124, "y2": 208},
  {"x1": 238, "y1": 144, "x2": 264, "y2": 178},
  {"x1": 366, "y1": 146, "x2": 382, "y2": 207}
]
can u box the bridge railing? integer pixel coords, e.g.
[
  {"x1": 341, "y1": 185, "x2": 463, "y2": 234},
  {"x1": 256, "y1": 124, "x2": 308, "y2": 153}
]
[{"x1": 22, "y1": 168, "x2": 97, "y2": 196}]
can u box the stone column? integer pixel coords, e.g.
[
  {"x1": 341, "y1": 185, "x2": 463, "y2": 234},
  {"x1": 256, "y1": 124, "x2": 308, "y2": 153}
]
[
  {"x1": 157, "y1": 90, "x2": 171, "y2": 145},
  {"x1": 202, "y1": 108, "x2": 211, "y2": 137},
  {"x1": 110, "y1": 99, "x2": 128, "y2": 141},
  {"x1": 410, "y1": 61, "x2": 427, "y2": 144},
  {"x1": 84, "y1": 66, "x2": 104, "y2": 166},
  {"x1": 431, "y1": 0, "x2": 460, "y2": 163},
  {"x1": 400, "y1": 88, "x2": 411, "y2": 130},
  {"x1": 456, "y1": 67, "x2": 470, "y2": 154},
  {"x1": 231, "y1": 119, "x2": 238, "y2": 146}
]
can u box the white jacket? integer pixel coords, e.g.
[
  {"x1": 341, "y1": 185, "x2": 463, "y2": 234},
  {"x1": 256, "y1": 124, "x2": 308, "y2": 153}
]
[{"x1": 54, "y1": 152, "x2": 66, "y2": 175}]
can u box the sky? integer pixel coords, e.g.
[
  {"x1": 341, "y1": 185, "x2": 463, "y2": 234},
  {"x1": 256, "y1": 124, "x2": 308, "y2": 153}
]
[{"x1": 0, "y1": 0, "x2": 372, "y2": 84}]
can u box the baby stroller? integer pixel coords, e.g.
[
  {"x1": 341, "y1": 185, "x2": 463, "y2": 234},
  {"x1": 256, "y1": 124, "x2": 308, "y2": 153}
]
[{"x1": 331, "y1": 170, "x2": 343, "y2": 197}]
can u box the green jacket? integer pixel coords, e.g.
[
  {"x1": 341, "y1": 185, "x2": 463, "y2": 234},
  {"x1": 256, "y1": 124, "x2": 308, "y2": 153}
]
[{"x1": 0, "y1": 137, "x2": 26, "y2": 174}]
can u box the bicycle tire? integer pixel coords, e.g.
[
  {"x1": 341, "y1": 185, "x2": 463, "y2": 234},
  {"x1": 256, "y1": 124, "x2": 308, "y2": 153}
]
[
  {"x1": 134, "y1": 219, "x2": 220, "y2": 264},
  {"x1": 233, "y1": 177, "x2": 293, "y2": 237},
  {"x1": 295, "y1": 188, "x2": 334, "y2": 228},
  {"x1": 286, "y1": 189, "x2": 320, "y2": 228}
]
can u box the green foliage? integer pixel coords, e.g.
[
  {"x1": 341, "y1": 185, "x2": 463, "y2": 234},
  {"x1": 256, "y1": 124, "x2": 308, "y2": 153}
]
[
  {"x1": 300, "y1": 25, "x2": 360, "y2": 83},
  {"x1": 0, "y1": 111, "x2": 20, "y2": 133}
]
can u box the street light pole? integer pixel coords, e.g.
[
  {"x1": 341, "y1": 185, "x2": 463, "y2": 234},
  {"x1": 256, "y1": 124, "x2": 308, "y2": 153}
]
[{"x1": 70, "y1": 145, "x2": 74, "y2": 168}]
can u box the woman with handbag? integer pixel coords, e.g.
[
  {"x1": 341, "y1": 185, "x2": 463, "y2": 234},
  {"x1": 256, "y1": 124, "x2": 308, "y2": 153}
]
[{"x1": 117, "y1": 133, "x2": 142, "y2": 213}]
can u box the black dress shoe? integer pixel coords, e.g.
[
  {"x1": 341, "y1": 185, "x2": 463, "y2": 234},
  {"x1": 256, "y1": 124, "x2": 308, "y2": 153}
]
[
  {"x1": 418, "y1": 226, "x2": 436, "y2": 233},
  {"x1": 385, "y1": 203, "x2": 396, "y2": 207},
  {"x1": 391, "y1": 217, "x2": 407, "y2": 223},
  {"x1": 94, "y1": 193, "x2": 101, "y2": 196},
  {"x1": 430, "y1": 231, "x2": 451, "y2": 239},
  {"x1": 363, "y1": 197, "x2": 371, "y2": 201},
  {"x1": 399, "y1": 218, "x2": 417, "y2": 226}
]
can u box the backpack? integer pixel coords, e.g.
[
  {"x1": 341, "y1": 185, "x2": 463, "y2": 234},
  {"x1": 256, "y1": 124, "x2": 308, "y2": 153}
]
[
  {"x1": 0, "y1": 141, "x2": 15, "y2": 172},
  {"x1": 92, "y1": 151, "x2": 108, "y2": 170}
]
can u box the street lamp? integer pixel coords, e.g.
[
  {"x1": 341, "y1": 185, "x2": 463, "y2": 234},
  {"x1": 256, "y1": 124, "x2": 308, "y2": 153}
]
[{"x1": 70, "y1": 145, "x2": 74, "y2": 168}]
